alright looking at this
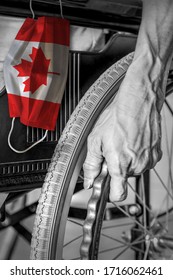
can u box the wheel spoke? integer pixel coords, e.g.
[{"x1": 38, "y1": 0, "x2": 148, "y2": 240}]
[
  {"x1": 63, "y1": 234, "x2": 83, "y2": 248},
  {"x1": 67, "y1": 218, "x2": 83, "y2": 227},
  {"x1": 99, "y1": 242, "x2": 144, "y2": 256},
  {"x1": 165, "y1": 99, "x2": 173, "y2": 116},
  {"x1": 102, "y1": 222, "x2": 134, "y2": 230},
  {"x1": 112, "y1": 203, "x2": 153, "y2": 237},
  {"x1": 101, "y1": 232, "x2": 131, "y2": 246},
  {"x1": 128, "y1": 181, "x2": 153, "y2": 217},
  {"x1": 111, "y1": 235, "x2": 146, "y2": 260},
  {"x1": 99, "y1": 244, "x2": 128, "y2": 254},
  {"x1": 101, "y1": 232, "x2": 146, "y2": 248},
  {"x1": 112, "y1": 246, "x2": 131, "y2": 260},
  {"x1": 153, "y1": 169, "x2": 173, "y2": 200}
]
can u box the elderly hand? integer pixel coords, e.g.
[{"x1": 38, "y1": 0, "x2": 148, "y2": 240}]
[{"x1": 83, "y1": 57, "x2": 163, "y2": 202}]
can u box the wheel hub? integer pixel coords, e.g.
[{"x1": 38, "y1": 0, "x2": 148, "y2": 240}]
[{"x1": 122, "y1": 221, "x2": 173, "y2": 259}]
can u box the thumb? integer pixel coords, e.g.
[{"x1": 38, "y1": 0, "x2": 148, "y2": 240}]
[{"x1": 83, "y1": 153, "x2": 102, "y2": 190}]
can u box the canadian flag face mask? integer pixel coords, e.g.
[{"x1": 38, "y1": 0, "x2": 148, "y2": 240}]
[{"x1": 3, "y1": 16, "x2": 70, "y2": 152}]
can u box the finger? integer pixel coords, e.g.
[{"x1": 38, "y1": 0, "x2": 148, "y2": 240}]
[
  {"x1": 83, "y1": 155, "x2": 102, "y2": 189},
  {"x1": 109, "y1": 175, "x2": 127, "y2": 202},
  {"x1": 105, "y1": 151, "x2": 128, "y2": 202},
  {"x1": 83, "y1": 137, "x2": 103, "y2": 189}
]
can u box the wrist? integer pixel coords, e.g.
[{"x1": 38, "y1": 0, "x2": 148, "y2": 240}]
[
  {"x1": 134, "y1": 44, "x2": 172, "y2": 97},
  {"x1": 113, "y1": 51, "x2": 165, "y2": 113},
  {"x1": 134, "y1": 47, "x2": 162, "y2": 77}
]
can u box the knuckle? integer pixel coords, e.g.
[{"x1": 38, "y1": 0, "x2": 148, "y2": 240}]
[
  {"x1": 133, "y1": 163, "x2": 146, "y2": 175},
  {"x1": 83, "y1": 158, "x2": 94, "y2": 169},
  {"x1": 87, "y1": 135, "x2": 102, "y2": 156},
  {"x1": 83, "y1": 161, "x2": 89, "y2": 170}
]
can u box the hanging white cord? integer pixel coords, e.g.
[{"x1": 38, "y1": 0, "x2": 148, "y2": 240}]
[
  {"x1": 8, "y1": 117, "x2": 48, "y2": 153},
  {"x1": 29, "y1": 0, "x2": 35, "y2": 19},
  {"x1": 59, "y1": 0, "x2": 64, "y2": 19},
  {"x1": 30, "y1": 0, "x2": 64, "y2": 19}
]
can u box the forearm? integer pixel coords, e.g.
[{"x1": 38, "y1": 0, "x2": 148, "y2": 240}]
[
  {"x1": 133, "y1": 0, "x2": 173, "y2": 92},
  {"x1": 136, "y1": 0, "x2": 173, "y2": 60}
]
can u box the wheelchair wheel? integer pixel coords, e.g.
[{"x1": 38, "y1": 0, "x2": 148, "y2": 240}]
[{"x1": 30, "y1": 53, "x2": 173, "y2": 259}]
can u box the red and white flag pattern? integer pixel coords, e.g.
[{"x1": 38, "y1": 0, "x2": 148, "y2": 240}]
[{"x1": 4, "y1": 16, "x2": 70, "y2": 131}]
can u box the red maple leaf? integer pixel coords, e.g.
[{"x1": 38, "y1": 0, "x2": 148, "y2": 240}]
[{"x1": 13, "y1": 47, "x2": 59, "y2": 94}]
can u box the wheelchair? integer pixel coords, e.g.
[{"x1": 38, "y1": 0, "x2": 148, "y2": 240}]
[{"x1": 1, "y1": 0, "x2": 173, "y2": 260}]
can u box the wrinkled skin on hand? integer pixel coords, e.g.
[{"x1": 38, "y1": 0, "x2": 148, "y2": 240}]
[
  {"x1": 83, "y1": 0, "x2": 173, "y2": 202},
  {"x1": 83, "y1": 60, "x2": 163, "y2": 202}
]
